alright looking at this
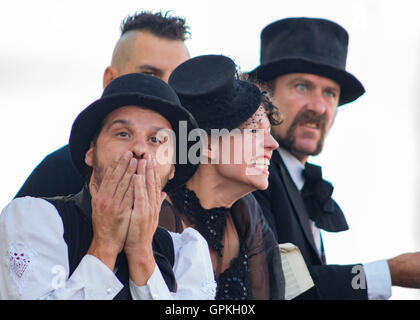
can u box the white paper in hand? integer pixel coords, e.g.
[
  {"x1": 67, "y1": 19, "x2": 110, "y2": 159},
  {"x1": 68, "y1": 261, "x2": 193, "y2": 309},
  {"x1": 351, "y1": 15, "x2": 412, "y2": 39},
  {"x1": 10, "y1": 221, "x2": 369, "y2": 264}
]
[{"x1": 279, "y1": 243, "x2": 314, "y2": 300}]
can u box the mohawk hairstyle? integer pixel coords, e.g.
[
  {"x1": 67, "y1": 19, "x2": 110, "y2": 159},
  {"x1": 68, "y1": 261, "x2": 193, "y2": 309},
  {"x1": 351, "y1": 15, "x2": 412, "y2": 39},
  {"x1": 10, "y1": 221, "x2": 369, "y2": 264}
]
[{"x1": 120, "y1": 10, "x2": 190, "y2": 41}]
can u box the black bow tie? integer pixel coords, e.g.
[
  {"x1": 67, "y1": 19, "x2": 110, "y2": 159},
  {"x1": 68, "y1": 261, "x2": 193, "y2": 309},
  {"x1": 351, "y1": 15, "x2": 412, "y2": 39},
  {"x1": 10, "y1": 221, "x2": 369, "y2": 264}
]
[{"x1": 301, "y1": 162, "x2": 349, "y2": 232}]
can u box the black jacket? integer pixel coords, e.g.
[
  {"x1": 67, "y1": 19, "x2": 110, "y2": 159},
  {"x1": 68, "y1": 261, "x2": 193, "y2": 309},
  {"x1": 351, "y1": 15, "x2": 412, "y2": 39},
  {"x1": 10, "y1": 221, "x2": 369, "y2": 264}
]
[
  {"x1": 15, "y1": 145, "x2": 83, "y2": 199},
  {"x1": 253, "y1": 150, "x2": 368, "y2": 299}
]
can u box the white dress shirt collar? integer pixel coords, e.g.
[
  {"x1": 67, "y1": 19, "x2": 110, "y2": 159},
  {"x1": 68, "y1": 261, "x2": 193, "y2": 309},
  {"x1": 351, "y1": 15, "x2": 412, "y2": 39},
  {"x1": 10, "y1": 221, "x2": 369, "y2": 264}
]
[{"x1": 278, "y1": 147, "x2": 305, "y2": 191}]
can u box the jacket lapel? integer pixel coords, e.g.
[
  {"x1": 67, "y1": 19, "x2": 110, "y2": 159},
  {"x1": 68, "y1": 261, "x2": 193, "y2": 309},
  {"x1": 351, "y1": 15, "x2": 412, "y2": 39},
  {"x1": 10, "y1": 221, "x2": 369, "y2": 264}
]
[{"x1": 272, "y1": 151, "x2": 322, "y2": 263}]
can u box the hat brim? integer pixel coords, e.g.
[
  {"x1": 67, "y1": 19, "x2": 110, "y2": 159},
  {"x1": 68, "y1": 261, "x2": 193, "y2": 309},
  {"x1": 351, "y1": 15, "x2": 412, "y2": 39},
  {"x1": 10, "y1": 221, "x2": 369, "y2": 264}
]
[
  {"x1": 69, "y1": 93, "x2": 200, "y2": 193},
  {"x1": 248, "y1": 58, "x2": 365, "y2": 106}
]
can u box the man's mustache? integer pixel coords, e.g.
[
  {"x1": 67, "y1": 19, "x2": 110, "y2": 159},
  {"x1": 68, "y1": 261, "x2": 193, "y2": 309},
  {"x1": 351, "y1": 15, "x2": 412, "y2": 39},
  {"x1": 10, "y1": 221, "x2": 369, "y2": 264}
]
[{"x1": 290, "y1": 110, "x2": 327, "y2": 132}]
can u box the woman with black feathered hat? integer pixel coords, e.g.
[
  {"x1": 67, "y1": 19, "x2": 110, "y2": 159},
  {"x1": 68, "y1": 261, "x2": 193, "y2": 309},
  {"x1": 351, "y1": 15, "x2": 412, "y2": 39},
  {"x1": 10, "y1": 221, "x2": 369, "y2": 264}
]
[{"x1": 159, "y1": 54, "x2": 286, "y2": 299}]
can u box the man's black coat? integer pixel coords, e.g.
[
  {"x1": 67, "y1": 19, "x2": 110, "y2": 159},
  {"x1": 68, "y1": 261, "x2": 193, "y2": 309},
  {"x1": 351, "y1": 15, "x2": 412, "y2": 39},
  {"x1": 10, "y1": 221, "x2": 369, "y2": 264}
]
[
  {"x1": 253, "y1": 150, "x2": 368, "y2": 299},
  {"x1": 15, "y1": 145, "x2": 83, "y2": 199}
]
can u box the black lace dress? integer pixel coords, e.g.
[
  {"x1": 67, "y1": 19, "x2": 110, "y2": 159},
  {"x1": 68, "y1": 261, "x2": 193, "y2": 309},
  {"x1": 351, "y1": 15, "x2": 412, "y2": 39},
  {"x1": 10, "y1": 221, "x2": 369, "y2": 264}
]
[{"x1": 160, "y1": 185, "x2": 285, "y2": 300}]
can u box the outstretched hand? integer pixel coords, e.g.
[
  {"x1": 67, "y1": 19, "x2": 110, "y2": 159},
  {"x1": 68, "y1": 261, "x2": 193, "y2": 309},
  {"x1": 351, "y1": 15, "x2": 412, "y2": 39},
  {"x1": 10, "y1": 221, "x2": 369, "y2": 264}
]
[{"x1": 388, "y1": 252, "x2": 420, "y2": 288}]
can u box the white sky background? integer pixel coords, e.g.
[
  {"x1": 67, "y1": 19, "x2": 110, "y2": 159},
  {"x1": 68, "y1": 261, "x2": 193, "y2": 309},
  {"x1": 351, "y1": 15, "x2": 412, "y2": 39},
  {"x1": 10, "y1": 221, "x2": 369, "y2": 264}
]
[{"x1": 1, "y1": 0, "x2": 420, "y2": 299}]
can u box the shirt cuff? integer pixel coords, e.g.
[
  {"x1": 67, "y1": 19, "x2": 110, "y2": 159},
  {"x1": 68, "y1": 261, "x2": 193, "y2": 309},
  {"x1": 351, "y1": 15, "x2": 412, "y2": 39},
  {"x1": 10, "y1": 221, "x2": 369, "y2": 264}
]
[
  {"x1": 129, "y1": 264, "x2": 173, "y2": 300},
  {"x1": 363, "y1": 259, "x2": 392, "y2": 300},
  {"x1": 68, "y1": 254, "x2": 123, "y2": 300}
]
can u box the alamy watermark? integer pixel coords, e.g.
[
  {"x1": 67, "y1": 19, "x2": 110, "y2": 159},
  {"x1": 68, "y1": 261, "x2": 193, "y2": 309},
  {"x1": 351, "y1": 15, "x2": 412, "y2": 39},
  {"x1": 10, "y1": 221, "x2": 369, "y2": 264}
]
[
  {"x1": 154, "y1": 121, "x2": 268, "y2": 176},
  {"x1": 351, "y1": 265, "x2": 367, "y2": 290}
]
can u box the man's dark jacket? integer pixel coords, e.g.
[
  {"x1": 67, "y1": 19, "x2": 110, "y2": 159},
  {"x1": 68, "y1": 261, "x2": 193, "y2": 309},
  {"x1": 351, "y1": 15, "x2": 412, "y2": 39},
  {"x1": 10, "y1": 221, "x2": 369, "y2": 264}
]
[
  {"x1": 16, "y1": 145, "x2": 84, "y2": 199},
  {"x1": 253, "y1": 150, "x2": 368, "y2": 299}
]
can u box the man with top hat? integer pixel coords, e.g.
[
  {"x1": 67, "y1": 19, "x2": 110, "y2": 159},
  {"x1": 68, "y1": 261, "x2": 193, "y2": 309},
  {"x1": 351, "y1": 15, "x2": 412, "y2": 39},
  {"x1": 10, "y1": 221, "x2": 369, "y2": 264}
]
[
  {"x1": 251, "y1": 17, "x2": 420, "y2": 299},
  {"x1": 0, "y1": 73, "x2": 216, "y2": 300}
]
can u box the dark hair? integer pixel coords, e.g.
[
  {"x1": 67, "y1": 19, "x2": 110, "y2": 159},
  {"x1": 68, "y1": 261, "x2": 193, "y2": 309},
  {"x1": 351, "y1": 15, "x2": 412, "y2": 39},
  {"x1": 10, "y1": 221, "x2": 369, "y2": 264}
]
[
  {"x1": 238, "y1": 72, "x2": 282, "y2": 126},
  {"x1": 261, "y1": 91, "x2": 282, "y2": 126},
  {"x1": 120, "y1": 11, "x2": 190, "y2": 41}
]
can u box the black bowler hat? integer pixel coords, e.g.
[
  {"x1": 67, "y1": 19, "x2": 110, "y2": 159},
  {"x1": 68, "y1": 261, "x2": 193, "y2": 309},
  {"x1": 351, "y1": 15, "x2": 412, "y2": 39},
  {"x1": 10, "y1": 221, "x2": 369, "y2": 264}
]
[
  {"x1": 168, "y1": 54, "x2": 262, "y2": 133},
  {"x1": 249, "y1": 17, "x2": 365, "y2": 106},
  {"x1": 69, "y1": 73, "x2": 200, "y2": 193}
]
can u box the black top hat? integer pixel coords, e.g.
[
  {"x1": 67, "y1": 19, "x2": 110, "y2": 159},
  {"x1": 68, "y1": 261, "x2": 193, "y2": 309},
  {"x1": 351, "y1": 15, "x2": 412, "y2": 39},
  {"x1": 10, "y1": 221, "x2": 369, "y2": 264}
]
[
  {"x1": 248, "y1": 17, "x2": 365, "y2": 106},
  {"x1": 168, "y1": 55, "x2": 262, "y2": 133},
  {"x1": 69, "y1": 73, "x2": 200, "y2": 193}
]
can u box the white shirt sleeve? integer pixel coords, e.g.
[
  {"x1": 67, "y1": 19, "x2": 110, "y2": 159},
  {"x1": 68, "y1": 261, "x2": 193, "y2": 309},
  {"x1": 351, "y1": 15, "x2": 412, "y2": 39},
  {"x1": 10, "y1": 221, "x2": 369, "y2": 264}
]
[
  {"x1": 363, "y1": 260, "x2": 392, "y2": 300},
  {"x1": 130, "y1": 228, "x2": 216, "y2": 300},
  {"x1": 0, "y1": 197, "x2": 123, "y2": 300}
]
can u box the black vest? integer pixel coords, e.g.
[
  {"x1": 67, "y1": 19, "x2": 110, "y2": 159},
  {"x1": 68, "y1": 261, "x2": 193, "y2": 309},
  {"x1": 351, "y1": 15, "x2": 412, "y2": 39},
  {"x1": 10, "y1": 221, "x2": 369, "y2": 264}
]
[{"x1": 43, "y1": 187, "x2": 177, "y2": 299}]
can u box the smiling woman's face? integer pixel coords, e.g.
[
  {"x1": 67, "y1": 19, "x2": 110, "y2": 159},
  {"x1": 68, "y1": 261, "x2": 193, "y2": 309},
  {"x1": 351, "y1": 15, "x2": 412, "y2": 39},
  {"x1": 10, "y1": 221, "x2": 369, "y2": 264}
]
[{"x1": 212, "y1": 106, "x2": 279, "y2": 191}]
